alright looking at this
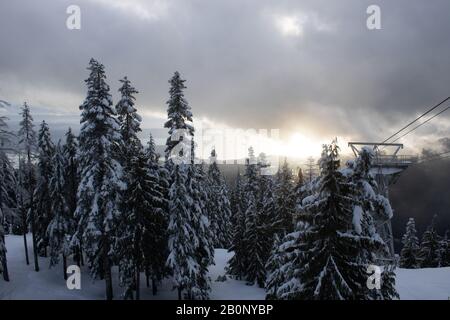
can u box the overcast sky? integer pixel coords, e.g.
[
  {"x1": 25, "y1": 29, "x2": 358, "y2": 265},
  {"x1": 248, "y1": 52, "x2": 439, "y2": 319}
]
[{"x1": 1, "y1": 0, "x2": 450, "y2": 158}]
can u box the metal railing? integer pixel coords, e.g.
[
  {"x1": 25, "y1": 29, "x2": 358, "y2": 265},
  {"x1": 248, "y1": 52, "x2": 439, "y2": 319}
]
[{"x1": 372, "y1": 154, "x2": 419, "y2": 166}]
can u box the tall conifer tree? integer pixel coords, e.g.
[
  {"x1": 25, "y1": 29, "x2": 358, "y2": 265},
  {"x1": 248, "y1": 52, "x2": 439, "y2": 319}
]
[
  {"x1": 34, "y1": 120, "x2": 55, "y2": 257},
  {"x1": 399, "y1": 218, "x2": 420, "y2": 268},
  {"x1": 47, "y1": 143, "x2": 72, "y2": 279},
  {"x1": 207, "y1": 149, "x2": 232, "y2": 248},
  {"x1": 419, "y1": 215, "x2": 442, "y2": 268},
  {"x1": 18, "y1": 103, "x2": 39, "y2": 271},
  {"x1": 75, "y1": 59, "x2": 124, "y2": 300}
]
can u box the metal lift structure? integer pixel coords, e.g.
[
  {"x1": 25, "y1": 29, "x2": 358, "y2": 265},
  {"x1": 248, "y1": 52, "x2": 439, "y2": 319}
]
[{"x1": 348, "y1": 142, "x2": 418, "y2": 262}]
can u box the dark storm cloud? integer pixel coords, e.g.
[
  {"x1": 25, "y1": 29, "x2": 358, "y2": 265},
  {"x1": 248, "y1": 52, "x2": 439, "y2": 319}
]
[{"x1": 0, "y1": 0, "x2": 450, "y2": 144}]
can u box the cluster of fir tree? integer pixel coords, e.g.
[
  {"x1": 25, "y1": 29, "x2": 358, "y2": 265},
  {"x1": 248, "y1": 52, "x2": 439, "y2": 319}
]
[
  {"x1": 227, "y1": 149, "x2": 301, "y2": 288},
  {"x1": 399, "y1": 215, "x2": 450, "y2": 269},
  {"x1": 0, "y1": 60, "x2": 234, "y2": 301},
  {"x1": 265, "y1": 142, "x2": 399, "y2": 300}
]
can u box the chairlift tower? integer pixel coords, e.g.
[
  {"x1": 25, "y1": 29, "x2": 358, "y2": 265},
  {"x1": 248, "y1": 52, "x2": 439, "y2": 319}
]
[{"x1": 348, "y1": 142, "x2": 418, "y2": 262}]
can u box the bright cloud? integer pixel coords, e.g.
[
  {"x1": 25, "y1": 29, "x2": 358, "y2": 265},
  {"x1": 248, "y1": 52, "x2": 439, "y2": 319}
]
[{"x1": 272, "y1": 12, "x2": 332, "y2": 37}]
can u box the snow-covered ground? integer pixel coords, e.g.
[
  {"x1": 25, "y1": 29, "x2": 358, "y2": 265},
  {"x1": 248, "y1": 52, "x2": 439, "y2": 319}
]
[
  {"x1": 396, "y1": 267, "x2": 450, "y2": 300},
  {"x1": 1, "y1": 235, "x2": 449, "y2": 300},
  {"x1": 0, "y1": 235, "x2": 264, "y2": 300}
]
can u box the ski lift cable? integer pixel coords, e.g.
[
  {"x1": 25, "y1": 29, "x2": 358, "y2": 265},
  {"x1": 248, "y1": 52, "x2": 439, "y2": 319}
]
[
  {"x1": 389, "y1": 104, "x2": 450, "y2": 144},
  {"x1": 380, "y1": 96, "x2": 450, "y2": 144}
]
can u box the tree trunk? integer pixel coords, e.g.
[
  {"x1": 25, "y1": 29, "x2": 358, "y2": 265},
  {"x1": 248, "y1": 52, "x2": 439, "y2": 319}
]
[
  {"x1": 27, "y1": 152, "x2": 39, "y2": 272},
  {"x1": 74, "y1": 244, "x2": 83, "y2": 268},
  {"x1": 1, "y1": 236, "x2": 9, "y2": 281},
  {"x1": 103, "y1": 242, "x2": 113, "y2": 300},
  {"x1": 134, "y1": 230, "x2": 141, "y2": 300},
  {"x1": 2, "y1": 257, "x2": 9, "y2": 281},
  {"x1": 22, "y1": 232, "x2": 29, "y2": 265},
  {"x1": 152, "y1": 277, "x2": 157, "y2": 295},
  {"x1": 30, "y1": 217, "x2": 39, "y2": 272},
  {"x1": 135, "y1": 269, "x2": 140, "y2": 300},
  {"x1": 63, "y1": 253, "x2": 68, "y2": 280},
  {"x1": 80, "y1": 243, "x2": 84, "y2": 266},
  {"x1": 74, "y1": 246, "x2": 81, "y2": 267},
  {"x1": 123, "y1": 288, "x2": 134, "y2": 300},
  {"x1": 145, "y1": 268, "x2": 150, "y2": 288},
  {"x1": 178, "y1": 287, "x2": 182, "y2": 300}
]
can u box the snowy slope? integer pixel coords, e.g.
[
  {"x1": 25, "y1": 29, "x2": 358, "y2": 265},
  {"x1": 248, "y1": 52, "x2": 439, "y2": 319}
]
[
  {"x1": 396, "y1": 267, "x2": 450, "y2": 300},
  {"x1": 0, "y1": 235, "x2": 264, "y2": 300},
  {"x1": 0, "y1": 235, "x2": 449, "y2": 300}
]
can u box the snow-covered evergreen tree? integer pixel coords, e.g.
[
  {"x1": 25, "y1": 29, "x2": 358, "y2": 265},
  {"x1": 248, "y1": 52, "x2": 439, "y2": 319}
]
[
  {"x1": 114, "y1": 76, "x2": 146, "y2": 299},
  {"x1": 142, "y1": 133, "x2": 169, "y2": 296},
  {"x1": 0, "y1": 115, "x2": 16, "y2": 281},
  {"x1": 164, "y1": 71, "x2": 194, "y2": 163},
  {"x1": 296, "y1": 167, "x2": 304, "y2": 188},
  {"x1": 63, "y1": 128, "x2": 81, "y2": 265},
  {"x1": 115, "y1": 84, "x2": 169, "y2": 299},
  {"x1": 47, "y1": 143, "x2": 72, "y2": 279},
  {"x1": 0, "y1": 153, "x2": 15, "y2": 224},
  {"x1": 228, "y1": 148, "x2": 264, "y2": 284},
  {"x1": 187, "y1": 160, "x2": 215, "y2": 299},
  {"x1": 18, "y1": 103, "x2": 36, "y2": 161},
  {"x1": 241, "y1": 148, "x2": 267, "y2": 286},
  {"x1": 227, "y1": 172, "x2": 246, "y2": 279},
  {"x1": 399, "y1": 218, "x2": 420, "y2": 268},
  {"x1": 0, "y1": 114, "x2": 13, "y2": 147},
  {"x1": 116, "y1": 146, "x2": 150, "y2": 299},
  {"x1": 440, "y1": 230, "x2": 450, "y2": 267},
  {"x1": 34, "y1": 120, "x2": 55, "y2": 257},
  {"x1": 292, "y1": 168, "x2": 306, "y2": 219},
  {"x1": 0, "y1": 206, "x2": 7, "y2": 280},
  {"x1": 74, "y1": 58, "x2": 124, "y2": 300},
  {"x1": 255, "y1": 168, "x2": 278, "y2": 287},
  {"x1": 63, "y1": 128, "x2": 78, "y2": 218},
  {"x1": 164, "y1": 72, "x2": 213, "y2": 299},
  {"x1": 274, "y1": 159, "x2": 295, "y2": 234},
  {"x1": 16, "y1": 157, "x2": 31, "y2": 264},
  {"x1": 265, "y1": 234, "x2": 284, "y2": 299},
  {"x1": 349, "y1": 147, "x2": 398, "y2": 299},
  {"x1": 166, "y1": 164, "x2": 199, "y2": 300},
  {"x1": 380, "y1": 264, "x2": 399, "y2": 300},
  {"x1": 285, "y1": 141, "x2": 396, "y2": 299},
  {"x1": 17, "y1": 102, "x2": 39, "y2": 271},
  {"x1": 269, "y1": 218, "x2": 316, "y2": 300},
  {"x1": 207, "y1": 149, "x2": 232, "y2": 248},
  {"x1": 295, "y1": 142, "x2": 358, "y2": 299},
  {"x1": 419, "y1": 215, "x2": 442, "y2": 268},
  {"x1": 230, "y1": 151, "x2": 278, "y2": 288},
  {"x1": 116, "y1": 76, "x2": 142, "y2": 157}
]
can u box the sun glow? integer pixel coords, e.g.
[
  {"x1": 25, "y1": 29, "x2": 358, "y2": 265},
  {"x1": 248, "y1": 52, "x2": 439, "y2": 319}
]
[
  {"x1": 275, "y1": 15, "x2": 304, "y2": 37},
  {"x1": 271, "y1": 132, "x2": 325, "y2": 159}
]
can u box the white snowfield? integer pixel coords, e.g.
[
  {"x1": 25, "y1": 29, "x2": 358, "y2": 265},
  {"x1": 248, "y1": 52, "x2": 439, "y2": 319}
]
[{"x1": 1, "y1": 235, "x2": 449, "y2": 300}]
